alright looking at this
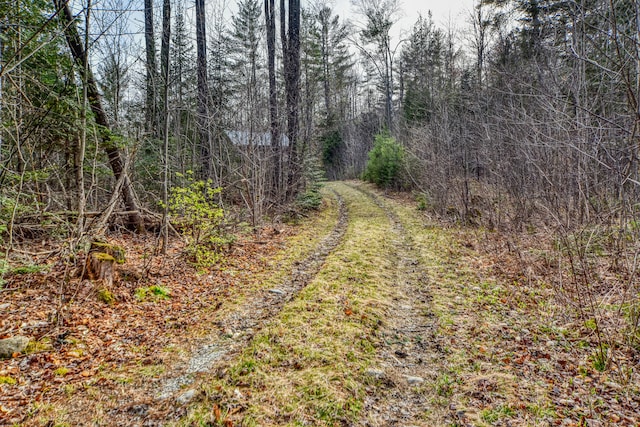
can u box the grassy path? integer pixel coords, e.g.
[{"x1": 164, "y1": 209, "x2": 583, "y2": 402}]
[
  {"x1": 174, "y1": 182, "x2": 447, "y2": 426},
  {"x1": 21, "y1": 181, "x2": 639, "y2": 426},
  {"x1": 175, "y1": 182, "x2": 402, "y2": 425},
  {"x1": 176, "y1": 181, "x2": 640, "y2": 427}
]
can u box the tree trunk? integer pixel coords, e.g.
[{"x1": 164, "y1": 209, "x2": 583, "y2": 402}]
[
  {"x1": 55, "y1": 0, "x2": 144, "y2": 232},
  {"x1": 195, "y1": 0, "x2": 211, "y2": 180},
  {"x1": 265, "y1": 0, "x2": 280, "y2": 199},
  {"x1": 280, "y1": 0, "x2": 301, "y2": 202},
  {"x1": 76, "y1": 0, "x2": 90, "y2": 236},
  {"x1": 160, "y1": 0, "x2": 171, "y2": 252},
  {"x1": 144, "y1": 0, "x2": 157, "y2": 136},
  {"x1": 320, "y1": 13, "x2": 331, "y2": 119}
]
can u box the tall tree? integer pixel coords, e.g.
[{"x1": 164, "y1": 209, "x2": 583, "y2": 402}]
[
  {"x1": 95, "y1": 0, "x2": 134, "y2": 131},
  {"x1": 160, "y1": 0, "x2": 170, "y2": 251},
  {"x1": 170, "y1": 0, "x2": 194, "y2": 109},
  {"x1": 144, "y1": 0, "x2": 157, "y2": 135},
  {"x1": 169, "y1": 0, "x2": 196, "y2": 173},
  {"x1": 195, "y1": 0, "x2": 211, "y2": 179},
  {"x1": 54, "y1": 0, "x2": 144, "y2": 231},
  {"x1": 471, "y1": 0, "x2": 490, "y2": 86},
  {"x1": 265, "y1": 0, "x2": 280, "y2": 197},
  {"x1": 400, "y1": 13, "x2": 443, "y2": 124},
  {"x1": 352, "y1": 0, "x2": 400, "y2": 130},
  {"x1": 316, "y1": 5, "x2": 352, "y2": 122},
  {"x1": 231, "y1": 0, "x2": 263, "y2": 130},
  {"x1": 280, "y1": 0, "x2": 302, "y2": 200}
]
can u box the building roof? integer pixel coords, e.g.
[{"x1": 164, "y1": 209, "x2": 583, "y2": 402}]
[{"x1": 225, "y1": 130, "x2": 289, "y2": 147}]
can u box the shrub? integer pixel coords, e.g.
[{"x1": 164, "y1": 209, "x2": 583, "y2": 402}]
[
  {"x1": 168, "y1": 172, "x2": 234, "y2": 266},
  {"x1": 363, "y1": 131, "x2": 405, "y2": 188},
  {"x1": 296, "y1": 156, "x2": 326, "y2": 211}
]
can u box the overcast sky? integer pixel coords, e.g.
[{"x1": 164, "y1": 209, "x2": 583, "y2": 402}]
[{"x1": 330, "y1": 0, "x2": 476, "y2": 39}]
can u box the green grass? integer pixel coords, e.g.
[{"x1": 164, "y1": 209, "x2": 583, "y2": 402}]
[
  {"x1": 480, "y1": 405, "x2": 515, "y2": 424},
  {"x1": 174, "y1": 183, "x2": 401, "y2": 426},
  {"x1": 9, "y1": 264, "x2": 49, "y2": 275},
  {"x1": 135, "y1": 285, "x2": 170, "y2": 301}
]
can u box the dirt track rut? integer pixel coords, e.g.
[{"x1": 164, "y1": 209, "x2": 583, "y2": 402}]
[
  {"x1": 110, "y1": 192, "x2": 349, "y2": 425},
  {"x1": 345, "y1": 182, "x2": 443, "y2": 426}
]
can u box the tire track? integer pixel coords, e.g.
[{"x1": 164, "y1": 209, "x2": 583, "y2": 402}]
[
  {"x1": 345, "y1": 182, "x2": 443, "y2": 426},
  {"x1": 159, "y1": 191, "x2": 349, "y2": 397},
  {"x1": 112, "y1": 192, "x2": 349, "y2": 425}
]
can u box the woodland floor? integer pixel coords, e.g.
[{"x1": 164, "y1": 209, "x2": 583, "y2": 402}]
[{"x1": 1, "y1": 181, "x2": 640, "y2": 426}]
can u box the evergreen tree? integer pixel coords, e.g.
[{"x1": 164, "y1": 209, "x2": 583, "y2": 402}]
[
  {"x1": 230, "y1": 0, "x2": 264, "y2": 130},
  {"x1": 170, "y1": 0, "x2": 195, "y2": 110},
  {"x1": 316, "y1": 5, "x2": 352, "y2": 122},
  {"x1": 400, "y1": 14, "x2": 443, "y2": 124}
]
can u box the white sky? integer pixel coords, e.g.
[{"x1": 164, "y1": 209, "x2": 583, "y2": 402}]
[{"x1": 329, "y1": 0, "x2": 476, "y2": 40}]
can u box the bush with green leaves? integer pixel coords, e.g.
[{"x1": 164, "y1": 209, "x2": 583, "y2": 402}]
[
  {"x1": 168, "y1": 172, "x2": 234, "y2": 266},
  {"x1": 296, "y1": 156, "x2": 326, "y2": 211},
  {"x1": 0, "y1": 257, "x2": 8, "y2": 289},
  {"x1": 363, "y1": 131, "x2": 405, "y2": 188}
]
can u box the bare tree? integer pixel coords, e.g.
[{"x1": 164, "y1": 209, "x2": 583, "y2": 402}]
[
  {"x1": 144, "y1": 0, "x2": 157, "y2": 135},
  {"x1": 54, "y1": 0, "x2": 144, "y2": 231},
  {"x1": 160, "y1": 0, "x2": 170, "y2": 251},
  {"x1": 195, "y1": 0, "x2": 212, "y2": 180},
  {"x1": 265, "y1": 0, "x2": 281, "y2": 197},
  {"x1": 280, "y1": 0, "x2": 302, "y2": 201},
  {"x1": 470, "y1": 0, "x2": 490, "y2": 86}
]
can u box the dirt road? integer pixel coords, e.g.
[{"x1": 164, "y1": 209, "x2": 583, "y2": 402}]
[{"x1": 7, "y1": 181, "x2": 639, "y2": 426}]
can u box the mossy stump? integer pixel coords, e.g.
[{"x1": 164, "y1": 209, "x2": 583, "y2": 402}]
[
  {"x1": 84, "y1": 252, "x2": 116, "y2": 288},
  {"x1": 81, "y1": 241, "x2": 126, "y2": 289},
  {"x1": 89, "y1": 241, "x2": 126, "y2": 264}
]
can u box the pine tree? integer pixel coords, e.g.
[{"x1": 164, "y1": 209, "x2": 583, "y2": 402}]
[
  {"x1": 230, "y1": 0, "x2": 264, "y2": 130},
  {"x1": 400, "y1": 14, "x2": 443, "y2": 124}
]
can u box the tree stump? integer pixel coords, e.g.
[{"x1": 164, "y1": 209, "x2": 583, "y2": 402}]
[
  {"x1": 81, "y1": 241, "x2": 126, "y2": 288},
  {"x1": 84, "y1": 252, "x2": 116, "y2": 288},
  {"x1": 89, "y1": 241, "x2": 126, "y2": 264}
]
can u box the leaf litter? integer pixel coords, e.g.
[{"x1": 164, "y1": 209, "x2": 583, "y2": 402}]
[
  {"x1": 0, "y1": 192, "x2": 343, "y2": 426},
  {"x1": 3, "y1": 182, "x2": 640, "y2": 426}
]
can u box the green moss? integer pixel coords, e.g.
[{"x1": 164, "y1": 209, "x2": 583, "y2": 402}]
[
  {"x1": 53, "y1": 367, "x2": 70, "y2": 376},
  {"x1": 25, "y1": 337, "x2": 51, "y2": 354},
  {"x1": 91, "y1": 242, "x2": 126, "y2": 264},
  {"x1": 135, "y1": 285, "x2": 170, "y2": 301},
  {"x1": 97, "y1": 288, "x2": 115, "y2": 305},
  {"x1": 93, "y1": 252, "x2": 115, "y2": 262},
  {"x1": 0, "y1": 375, "x2": 17, "y2": 385}
]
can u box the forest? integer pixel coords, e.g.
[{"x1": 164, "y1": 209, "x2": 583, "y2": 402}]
[
  {"x1": 1, "y1": 0, "x2": 638, "y2": 263},
  {"x1": 1, "y1": 0, "x2": 640, "y2": 425}
]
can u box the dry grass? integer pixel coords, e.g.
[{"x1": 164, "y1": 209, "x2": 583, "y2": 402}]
[
  {"x1": 384, "y1": 186, "x2": 640, "y2": 426},
  {"x1": 174, "y1": 183, "x2": 401, "y2": 426}
]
